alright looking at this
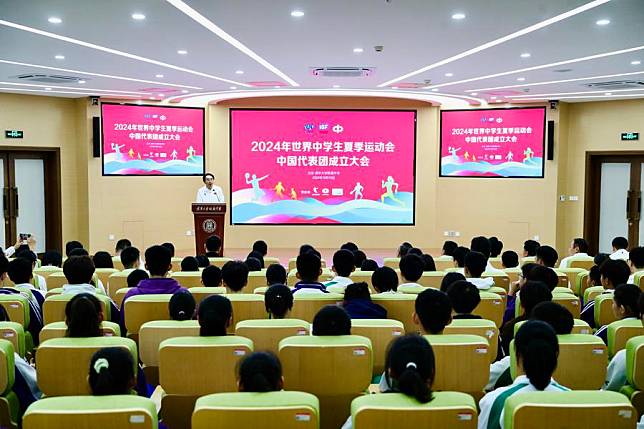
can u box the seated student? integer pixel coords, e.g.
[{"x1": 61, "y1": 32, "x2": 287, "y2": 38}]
[
  {"x1": 237, "y1": 351, "x2": 283, "y2": 392},
  {"x1": 65, "y1": 240, "x2": 84, "y2": 258},
  {"x1": 588, "y1": 265, "x2": 602, "y2": 288},
  {"x1": 353, "y1": 250, "x2": 367, "y2": 269},
  {"x1": 489, "y1": 237, "x2": 503, "y2": 258},
  {"x1": 7, "y1": 258, "x2": 45, "y2": 306},
  {"x1": 245, "y1": 257, "x2": 263, "y2": 272},
  {"x1": 372, "y1": 266, "x2": 400, "y2": 294},
  {"x1": 342, "y1": 334, "x2": 436, "y2": 429},
  {"x1": 161, "y1": 242, "x2": 175, "y2": 258},
  {"x1": 122, "y1": 245, "x2": 185, "y2": 304},
  {"x1": 252, "y1": 240, "x2": 268, "y2": 258},
  {"x1": 69, "y1": 248, "x2": 90, "y2": 257},
  {"x1": 580, "y1": 259, "x2": 631, "y2": 328},
  {"x1": 42, "y1": 250, "x2": 63, "y2": 268},
  {"x1": 445, "y1": 280, "x2": 481, "y2": 319},
  {"x1": 62, "y1": 256, "x2": 106, "y2": 295},
  {"x1": 312, "y1": 305, "x2": 351, "y2": 335},
  {"x1": 119, "y1": 246, "x2": 141, "y2": 272},
  {"x1": 196, "y1": 255, "x2": 210, "y2": 268},
  {"x1": 222, "y1": 260, "x2": 250, "y2": 293},
  {"x1": 501, "y1": 251, "x2": 519, "y2": 269},
  {"x1": 266, "y1": 264, "x2": 286, "y2": 286},
  {"x1": 299, "y1": 244, "x2": 317, "y2": 256},
  {"x1": 479, "y1": 321, "x2": 568, "y2": 429},
  {"x1": 180, "y1": 256, "x2": 200, "y2": 272},
  {"x1": 535, "y1": 245, "x2": 558, "y2": 268},
  {"x1": 205, "y1": 235, "x2": 222, "y2": 258},
  {"x1": 436, "y1": 240, "x2": 458, "y2": 261},
  {"x1": 265, "y1": 284, "x2": 293, "y2": 319},
  {"x1": 470, "y1": 236, "x2": 505, "y2": 275},
  {"x1": 89, "y1": 347, "x2": 135, "y2": 395},
  {"x1": 610, "y1": 236, "x2": 629, "y2": 261},
  {"x1": 452, "y1": 246, "x2": 470, "y2": 273},
  {"x1": 247, "y1": 251, "x2": 265, "y2": 269},
  {"x1": 341, "y1": 242, "x2": 360, "y2": 253},
  {"x1": 559, "y1": 238, "x2": 594, "y2": 268},
  {"x1": 92, "y1": 251, "x2": 114, "y2": 269},
  {"x1": 4, "y1": 234, "x2": 36, "y2": 258},
  {"x1": 397, "y1": 242, "x2": 413, "y2": 258},
  {"x1": 413, "y1": 288, "x2": 453, "y2": 335},
  {"x1": 127, "y1": 269, "x2": 149, "y2": 289},
  {"x1": 503, "y1": 263, "x2": 546, "y2": 324},
  {"x1": 324, "y1": 249, "x2": 355, "y2": 290},
  {"x1": 201, "y1": 265, "x2": 222, "y2": 287},
  {"x1": 198, "y1": 295, "x2": 232, "y2": 336},
  {"x1": 595, "y1": 283, "x2": 640, "y2": 344},
  {"x1": 293, "y1": 252, "x2": 327, "y2": 294},
  {"x1": 603, "y1": 292, "x2": 644, "y2": 392},
  {"x1": 114, "y1": 239, "x2": 131, "y2": 256},
  {"x1": 14, "y1": 250, "x2": 47, "y2": 293},
  {"x1": 464, "y1": 251, "x2": 494, "y2": 290},
  {"x1": 343, "y1": 282, "x2": 387, "y2": 319},
  {"x1": 408, "y1": 247, "x2": 423, "y2": 256},
  {"x1": 399, "y1": 254, "x2": 425, "y2": 288},
  {"x1": 65, "y1": 293, "x2": 104, "y2": 337},
  {"x1": 360, "y1": 259, "x2": 378, "y2": 271},
  {"x1": 421, "y1": 254, "x2": 436, "y2": 272},
  {"x1": 500, "y1": 281, "x2": 552, "y2": 356},
  {"x1": 522, "y1": 239, "x2": 540, "y2": 259},
  {"x1": 169, "y1": 290, "x2": 196, "y2": 321},
  {"x1": 627, "y1": 246, "x2": 644, "y2": 283}
]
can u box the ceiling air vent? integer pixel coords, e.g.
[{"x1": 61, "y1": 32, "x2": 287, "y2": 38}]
[
  {"x1": 15, "y1": 74, "x2": 85, "y2": 84},
  {"x1": 311, "y1": 67, "x2": 374, "y2": 78},
  {"x1": 584, "y1": 80, "x2": 644, "y2": 90}
]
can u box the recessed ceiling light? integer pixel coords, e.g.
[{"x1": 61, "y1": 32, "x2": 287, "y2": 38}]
[
  {"x1": 332, "y1": 85, "x2": 340, "y2": 88},
  {"x1": 445, "y1": 72, "x2": 454, "y2": 77},
  {"x1": 391, "y1": 86, "x2": 398, "y2": 89},
  {"x1": 353, "y1": 48, "x2": 364, "y2": 53},
  {"x1": 235, "y1": 70, "x2": 244, "y2": 74},
  {"x1": 517, "y1": 77, "x2": 526, "y2": 81},
  {"x1": 605, "y1": 92, "x2": 612, "y2": 95},
  {"x1": 431, "y1": 88, "x2": 439, "y2": 91},
  {"x1": 181, "y1": 90, "x2": 189, "y2": 93},
  {"x1": 230, "y1": 86, "x2": 237, "y2": 89},
  {"x1": 469, "y1": 92, "x2": 478, "y2": 95},
  {"x1": 157, "y1": 93, "x2": 164, "y2": 97},
  {"x1": 155, "y1": 74, "x2": 164, "y2": 78},
  {"x1": 45, "y1": 87, "x2": 52, "y2": 91},
  {"x1": 490, "y1": 96, "x2": 497, "y2": 99},
  {"x1": 520, "y1": 52, "x2": 531, "y2": 58},
  {"x1": 131, "y1": 13, "x2": 146, "y2": 20},
  {"x1": 77, "y1": 80, "x2": 86, "y2": 84},
  {"x1": 631, "y1": 60, "x2": 641, "y2": 65},
  {"x1": 596, "y1": 18, "x2": 610, "y2": 26},
  {"x1": 149, "y1": 96, "x2": 155, "y2": 100},
  {"x1": 451, "y1": 13, "x2": 466, "y2": 20},
  {"x1": 290, "y1": 10, "x2": 304, "y2": 17},
  {"x1": 274, "y1": 85, "x2": 281, "y2": 88},
  {"x1": 54, "y1": 55, "x2": 65, "y2": 60},
  {"x1": 48, "y1": 17, "x2": 62, "y2": 24},
  {"x1": 177, "y1": 50, "x2": 188, "y2": 55}
]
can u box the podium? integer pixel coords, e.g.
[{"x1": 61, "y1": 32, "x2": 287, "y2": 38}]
[{"x1": 192, "y1": 203, "x2": 226, "y2": 256}]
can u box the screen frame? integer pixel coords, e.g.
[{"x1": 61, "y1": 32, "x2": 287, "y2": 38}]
[
  {"x1": 228, "y1": 108, "x2": 418, "y2": 226},
  {"x1": 100, "y1": 102, "x2": 206, "y2": 177},
  {"x1": 439, "y1": 106, "x2": 546, "y2": 179}
]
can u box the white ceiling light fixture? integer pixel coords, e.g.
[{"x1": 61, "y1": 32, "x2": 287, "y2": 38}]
[
  {"x1": 181, "y1": 90, "x2": 189, "y2": 93},
  {"x1": 469, "y1": 92, "x2": 478, "y2": 95},
  {"x1": 604, "y1": 92, "x2": 612, "y2": 95},
  {"x1": 451, "y1": 13, "x2": 466, "y2": 20},
  {"x1": 155, "y1": 74, "x2": 164, "y2": 78},
  {"x1": 431, "y1": 88, "x2": 439, "y2": 91},
  {"x1": 445, "y1": 72, "x2": 454, "y2": 77},
  {"x1": 632, "y1": 60, "x2": 642, "y2": 65},
  {"x1": 517, "y1": 93, "x2": 644, "y2": 101},
  {"x1": 0, "y1": 87, "x2": 137, "y2": 98},
  {"x1": 290, "y1": 10, "x2": 304, "y2": 17},
  {"x1": 509, "y1": 88, "x2": 644, "y2": 98},
  {"x1": 378, "y1": 0, "x2": 611, "y2": 87},
  {"x1": 149, "y1": 96, "x2": 155, "y2": 100},
  {"x1": 0, "y1": 19, "x2": 249, "y2": 86},
  {"x1": 131, "y1": 13, "x2": 146, "y2": 20},
  {"x1": 47, "y1": 17, "x2": 62, "y2": 24},
  {"x1": 54, "y1": 55, "x2": 65, "y2": 60},
  {"x1": 77, "y1": 80, "x2": 86, "y2": 84},
  {"x1": 332, "y1": 85, "x2": 340, "y2": 88},
  {"x1": 517, "y1": 77, "x2": 526, "y2": 81},
  {"x1": 520, "y1": 52, "x2": 531, "y2": 58},
  {"x1": 157, "y1": 93, "x2": 164, "y2": 97},
  {"x1": 44, "y1": 87, "x2": 52, "y2": 91},
  {"x1": 595, "y1": 18, "x2": 610, "y2": 25},
  {"x1": 230, "y1": 86, "x2": 237, "y2": 89},
  {"x1": 235, "y1": 70, "x2": 244, "y2": 74},
  {"x1": 165, "y1": 0, "x2": 299, "y2": 86},
  {"x1": 353, "y1": 48, "x2": 364, "y2": 53},
  {"x1": 0, "y1": 81, "x2": 147, "y2": 95},
  {"x1": 177, "y1": 49, "x2": 188, "y2": 55},
  {"x1": 490, "y1": 96, "x2": 497, "y2": 99}
]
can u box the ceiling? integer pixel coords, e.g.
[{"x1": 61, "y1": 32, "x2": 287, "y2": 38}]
[{"x1": 0, "y1": 0, "x2": 643, "y2": 105}]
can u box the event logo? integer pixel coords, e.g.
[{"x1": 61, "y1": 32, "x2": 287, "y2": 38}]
[
  {"x1": 202, "y1": 219, "x2": 217, "y2": 233},
  {"x1": 332, "y1": 124, "x2": 344, "y2": 134},
  {"x1": 304, "y1": 123, "x2": 315, "y2": 132}
]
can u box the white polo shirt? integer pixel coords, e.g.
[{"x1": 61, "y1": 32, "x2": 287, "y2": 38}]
[{"x1": 196, "y1": 185, "x2": 225, "y2": 203}]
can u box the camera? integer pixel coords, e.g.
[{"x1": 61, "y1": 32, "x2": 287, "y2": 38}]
[
  {"x1": 90, "y1": 96, "x2": 100, "y2": 106},
  {"x1": 549, "y1": 100, "x2": 559, "y2": 110}
]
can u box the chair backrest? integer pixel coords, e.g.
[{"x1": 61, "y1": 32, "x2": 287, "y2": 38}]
[
  {"x1": 444, "y1": 319, "x2": 498, "y2": 363},
  {"x1": 552, "y1": 287, "x2": 574, "y2": 295},
  {"x1": 45, "y1": 288, "x2": 63, "y2": 297},
  {"x1": 290, "y1": 294, "x2": 344, "y2": 323},
  {"x1": 288, "y1": 258, "x2": 326, "y2": 271},
  {"x1": 0, "y1": 339, "x2": 14, "y2": 398},
  {"x1": 227, "y1": 294, "x2": 267, "y2": 333},
  {"x1": 208, "y1": 257, "x2": 234, "y2": 268},
  {"x1": 170, "y1": 271, "x2": 204, "y2": 288},
  {"x1": 287, "y1": 271, "x2": 332, "y2": 286},
  {"x1": 594, "y1": 293, "x2": 617, "y2": 327},
  {"x1": 46, "y1": 272, "x2": 69, "y2": 290},
  {"x1": 0, "y1": 322, "x2": 25, "y2": 358},
  {"x1": 569, "y1": 259, "x2": 595, "y2": 270},
  {"x1": 572, "y1": 319, "x2": 592, "y2": 334},
  {"x1": 434, "y1": 259, "x2": 455, "y2": 272},
  {"x1": 39, "y1": 321, "x2": 121, "y2": 343},
  {"x1": 481, "y1": 274, "x2": 510, "y2": 293},
  {"x1": 139, "y1": 320, "x2": 200, "y2": 367},
  {"x1": 398, "y1": 284, "x2": 427, "y2": 295},
  {"x1": 187, "y1": 287, "x2": 226, "y2": 303},
  {"x1": 107, "y1": 272, "x2": 131, "y2": 301},
  {"x1": 625, "y1": 336, "x2": 644, "y2": 389},
  {"x1": 371, "y1": 294, "x2": 418, "y2": 334},
  {"x1": 417, "y1": 272, "x2": 446, "y2": 289},
  {"x1": 552, "y1": 293, "x2": 581, "y2": 318},
  {"x1": 22, "y1": 395, "x2": 158, "y2": 429},
  {"x1": 43, "y1": 294, "x2": 111, "y2": 325},
  {"x1": 351, "y1": 392, "x2": 477, "y2": 429},
  {"x1": 583, "y1": 285, "x2": 604, "y2": 306},
  {"x1": 247, "y1": 271, "x2": 269, "y2": 292},
  {"x1": 263, "y1": 257, "x2": 281, "y2": 266},
  {"x1": 192, "y1": 391, "x2": 319, "y2": 429},
  {"x1": 634, "y1": 271, "x2": 644, "y2": 289},
  {"x1": 488, "y1": 257, "x2": 503, "y2": 269},
  {"x1": 349, "y1": 271, "x2": 377, "y2": 293},
  {"x1": 114, "y1": 287, "x2": 132, "y2": 307},
  {"x1": 111, "y1": 256, "x2": 125, "y2": 271},
  {"x1": 503, "y1": 390, "x2": 636, "y2": 429},
  {"x1": 0, "y1": 294, "x2": 29, "y2": 327},
  {"x1": 556, "y1": 268, "x2": 587, "y2": 292},
  {"x1": 383, "y1": 258, "x2": 400, "y2": 269},
  {"x1": 123, "y1": 294, "x2": 172, "y2": 335},
  {"x1": 350, "y1": 319, "x2": 404, "y2": 375},
  {"x1": 424, "y1": 334, "x2": 490, "y2": 393},
  {"x1": 474, "y1": 292, "x2": 504, "y2": 327},
  {"x1": 503, "y1": 268, "x2": 521, "y2": 284},
  {"x1": 94, "y1": 268, "x2": 119, "y2": 289},
  {"x1": 33, "y1": 266, "x2": 63, "y2": 279},
  {"x1": 36, "y1": 337, "x2": 137, "y2": 396},
  {"x1": 607, "y1": 319, "x2": 644, "y2": 357},
  {"x1": 235, "y1": 319, "x2": 310, "y2": 355},
  {"x1": 575, "y1": 271, "x2": 591, "y2": 297}
]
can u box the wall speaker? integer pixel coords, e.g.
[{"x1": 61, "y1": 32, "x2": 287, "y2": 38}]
[
  {"x1": 92, "y1": 116, "x2": 101, "y2": 158},
  {"x1": 546, "y1": 120, "x2": 555, "y2": 161}
]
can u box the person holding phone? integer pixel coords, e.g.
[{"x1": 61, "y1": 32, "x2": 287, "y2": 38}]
[{"x1": 4, "y1": 234, "x2": 36, "y2": 258}]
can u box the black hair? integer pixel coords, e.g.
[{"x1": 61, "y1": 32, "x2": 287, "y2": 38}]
[
  {"x1": 42, "y1": 250, "x2": 63, "y2": 267},
  {"x1": 639, "y1": 293, "x2": 644, "y2": 319},
  {"x1": 264, "y1": 284, "x2": 293, "y2": 318},
  {"x1": 501, "y1": 251, "x2": 519, "y2": 268},
  {"x1": 520, "y1": 281, "x2": 553, "y2": 315},
  {"x1": 353, "y1": 250, "x2": 367, "y2": 268},
  {"x1": 442, "y1": 241, "x2": 458, "y2": 257},
  {"x1": 299, "y1": 244, "x2": 315, "y2": 256},
  {"x1": 514, "y1": 320, "x2": 559, "y2": 390},
  {"x1": 340, "y1": 242, "x2": 359, "y2": 253},
  {"x1": 572, "y1": 238, "x2": 589, "y2": 254},
  {"x1": 65, "y1": 293, "x2": 102, "y2": 337},
  {"x1": 245, "y1": 257, "x2": 262, "y2": 272},
  {"x1": 0, "y1": 254, "x2": 8, "y2": 277},
  {"x1": 144, "y1": 245, "x2": 172, "y2": 276},
  {"x1": 0, "y1": 304, "x2": 8, "y2": 321},
  {"x1": 384, "y1": 334, "x2": 435, "y2": 403},
  {"x1": 180, "y1": 256, "x2": 200, "y2": 272},
  {"x1": 161, "y1": 242, "x2": 175, "y2": 258},
  {"x1": 421, "y1": 254, "x2": 436, "y2": 272},
  {"x1": 464, "y1": 251, "x2": 487, "y2": 278},
  {"x1": 205, "y1": 235, "x2": 222, "y2": 254},
  {"x1": 536, "y1": 246, "x2": 558, "y2": 268},
  {"x1": 120, "y1": 247, "x2": 140, "y2": 269},
  {"x1": 238, "y1": 351, "x2": 282, "y2": 392},
  {"x1": 489, "y1": 237, "x2": 503, "y2": 258},
  {"x1": 613, "y1": 284, "x2": 641, "y2": 318},
  {"x1": 202, "y1": 172, "x2": 215, "y2": 182},
  {"x1": 247, "y1": 251, "x2": 265, "y2": 269},
  {"x1": 629, "y1": 247, "x2": 644, "y2": 269},
  {"x1": 266, "y1": 264, "x2": 286, "y2": 285},
  {"x1": 69, "y1": 248, "x2": 90, "y2": 257},
  {"x1": 222, "y1": 261, "x2": 249, "y2": 291},
  {"x1": 115, "y1": 239, "x2": 132, "y2": 253},
  {"x1": 65, "y1": 240, "x2": 84, "y2": 257},
  {"x1": 201, "y1": 265, "x2": 222, "y2": 287},
  {"x1": 526, "y1": 265, "x2": 559, "y2": 291},
  {"x1": 453, "y1": 246, "x2": 470, "y2": 268},
  {"x1": 296, "y1": 252, "x2": 322, "y2": 282},
  {"x1": 408, "y1": 248, "x2": 423, "y2": 256},
  {"x1": 415, "y1": 289, "x2": 452, "y2": 334},
  {"x1": 612, "y1": 236, "x2": 629, "y2": 250},
  {"x1": 195, "y1": 255, "x2": 211, "y2": 268},
  {"x1": 589, "y1": 265, "x2": 601, "y2": 286},
  {"x1": 397, "y1": 242, "x2": 413, "y2": 258},
  {"x1": 7, "y1": 258, "x2": 33, "y2": 284},
  {"x1": 93, "y1": 251, "x2": 114, "y2": 269},
  {"x1": 343, "y1": 282, "x2": 371, "y2": 301},
  {"x1": 520, "y1": 263, "x2": 539, "y2": 278},
  {"x1": 599, "y1": 259, "x2": 631, "y2": 288},
  {"x1": 439, "y1": 272, "x2": 466, "y2": 292},
  {"x1": 252, "y1": 240, "x2": 268, "y2": 256},
  {"x1": 530, "y1": 301, "x2": 574, "y2": 335},
  {"x1": 470, "y1": 236, "x2": 491, "y2": 259},
  {"x1": 15, "y1": 250, "x2": 37, "y2": 265},
  {"x1": 523, "y1": 240, "x2": 541, "y2": 256},
  {"x1": 361, "y1": 259, "x2": 378, "y2": 271},
  {"x1": 62, "y1": 256, "x2": 95, "y2": 285},
  {"x1": 332, "y1": 249, "x2": 355, "y2": 277},
  {"x1": 89, "y1": 347, "x2": 135, "y2": 395},
  {"x1": 399, "y1": 254, "x2": 424, "y2": 282},
  {"x1": 372, "y1": 266, "x2": 399, "y2": 293},
  {"x1": 198, "y1": 295, "x2": 232, "y2": 336},
  {"x1": 169, "y1": 290, "x2": 196, "y2": 321},
  {"x1": 312, "y1": 305, "x2": 351, "y2": 336},
  {"x1": 446, "y1": 280, "x2": 481, "y2": 314},
  {"x1": 594, "y1": 253, "x2": 610, "y2": 266},
  {"x1": 127, "y1": 269, "x2": 149, "y2": 288}
]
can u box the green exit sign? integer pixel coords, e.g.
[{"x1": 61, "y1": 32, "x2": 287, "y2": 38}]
[
  {"x1": 4, "y1": 130, "x2": 23, "y2": 139},
  {"x1": 621, "y1": 132, "x2": 639, "y2": 141}
]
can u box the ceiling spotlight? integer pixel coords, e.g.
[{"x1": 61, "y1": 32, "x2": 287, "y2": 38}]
[
  {"x1": 445, "y1": 72, "x2": 453, "y2": 77},
  {"x1": 517, "y1": 77, "x2": 526, "y2": 81},
  {"x1": 48, "y1": 17, "x2": 62, "y2": 24},
  {"x1": 274, "y1": 86, "x2": 280, "y2": 88},
  {"x1": 520, "y1": 52, "x2": 531, "y2": 58},
  {"x1": 148, "y1": 97, "x2": 155, "y2": 100},
  {"x1": 332, "y1": 85, "x2": 341, "y2": 88},
  {"x1": 157, "y1": 93, "x2": 164, "y2": 97},
  {"x1": 631, "y1": 60, "x2": 641, "y2": 65},
  {"x1": 44, "y1": 87, "x2": 52, "y2": 91},
  {"x1": 235, "y1": 70, "x2": 244, "y2": 74},
  {"x1": 469, "y1": 92, "x2": 478, "y2": 95},
  {"x1": 431, "y1": 88, "x2": 439, "y2": 91},
  {"x1": 177, "y1": 50, "x2": 188, "y2": 55},
  {"x1": 54, "y1": 55, "x2": 65, "y2": 60},
  {"x1": 391, "y1": 86, "x2": 398, "y2": 89},
  {"x1": 605, "y1": 92, "x2": 612, "y2": 95},
  {"x1": 353, "y1": 48, "x2": 364, "y2": 53},
  {"x1": 451, "y1": 13, "x2": 466, "y2": 20},
  {"x1": 181, "y1": 90, "x2": 189, "y2": 93},
  {"x1": 596, "y1": 19, "x2": 610, "y2": 26},
  {"x1": 490, "y1": 96, "x2": 497, "y2": 99},
  {"x1": 290, "y1": 10, "x2": 304, "y2": 17},
  {"x1": 77, "y1": 80, "x2": 86, "y2": 84},
  {"x1": 230, "y1": 86, "x2": 237, "y2": 89},
  {"x1": 155, "y1": 74, "x2": 164, "y2": 78},
  {"x1": 131, "y1": 13, "x2": 146, "y2": 20}
]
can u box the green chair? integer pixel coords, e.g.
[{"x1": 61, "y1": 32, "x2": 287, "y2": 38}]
[
  {"x1": 22, "y1": 395, "x2": 157, "y2": 429},
  {"x1": 371, "y1": 294, "x2": 417, "y2": 334},
  {"x1": 123, "y1": 294, "x2": 172, "y2": 339},
  {"x1": 552, "y1": 287, "x2": 574, "y2": 295},
  {"x1": 418, "y1": 272, "x2": 447, "y2": 289},
  {"x1": 620, "y1": 335, "x2": 644, "y2": 418},
  {"x1": 475, "y1": 292, "x2": 504, "y2": 327},
  {"x1": 607, "y1": 319, "x2": 644, "y2": 358},
  {"x1": 481, "y1": 273, "x2": 511, "y2": 293},
  {"x1": 444, "y1": 319, "x2": 498, "y2": 363},
  {"x1": 235, "y1": 319, "x2": 310, "y2": 355},
  {"x1": 575, "y1": 271, "x2": 590, "y2": 297},
  {"x1": 382, "y1": 258, "x2": 400, "y2": 269},
  {"x1": 349, "y1": 271, "x2": 378, "y2": 293},
  {"x1": 552, "y1": 292, "x2": 581, "y2": 318},
  {"x1": 503, "y1": 390, "x2": 636, "y2": 429},
  {"x1": 633, "y1": 271, "x2": 644, "y2": 290},
  {"x1": 188, "y1": 287, "x2": 226, "y2": 304},
  {"x1": 556, "y1": 268, "x2": 587, "y2": 292},
  {"x1": 513, "y1": 319, "x2": 591, "y2": 335},
  {"x1": 0, "y1": 322, "x2": 25, "y2": 358},
  {"x1": 39, "y1": 321, "x2": 121, "y2": 343},
  {"x1": 583, "y1": 285, "x2": 604, "y2": 306},
  {"x1": 290, "y1": 294, "x2": 344, "y2": 323},
  {"x1": 43, "y1": 294, "x2": 112, "y2": 325},
  {"x1": 350, "y1": 392, "x2": 477, "y2": 429},
  {"x1": 192, "y1": 391, "x2": 319, "y2": 429},
  {"x1": 595, "y1": 293, "x2": 617, "y2": 327},
  {"x1": 351, "y1": 319, "x2": 405, "y2": 375},
  {"x1": 0, "y1": 340, "x2": 18, "y2": 429},
  {"x1": 503, "y1": 267, "x2": 522, "y2": 284},
  {"x1": 208, "y1": 257, "x2": 234, "y2": 268},
  {"x1": 0, "y1": 295, "x2": 29, "y2": 328},
  {"x1": 398, "y1": 284, "x2": 429, "y2": 294},
  {"x1": 247, "y1": 270, "x2": 270, "y2": 293},
  {"x1": 170, "y1": 271, "x2": 203, "y2": 288}
]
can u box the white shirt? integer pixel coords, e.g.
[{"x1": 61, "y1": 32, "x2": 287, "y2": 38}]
[
  {"x1": 323, "y1": 276, "x2": 353, "y2": 290},
  {"x1": 467, "y1": 277, "x2": 495, "y2": 290},
  {"x1": 485, "y1": 356, "x2": 511, "y2": 391},
  {"x1": 435, "y1": 255, "x2": 454, "y2": 261},
  {"x1": 62, "y1": 283, "x2": 105, "y2": 295},
  {"x1": 603, "y1": 349, "x2": 627, "y2": 392},
  {"x1": 558, "y1": 252, "x2": 593, "y2": 269},
  {"x1": 610, "y1": 249, "x2": 629, "y2": 261},
  {"x1": 4, "y1": 247, "x2": 15, "y2": 258},
  {"x1": 196, "y1": 185, "x2": 225, "y2": 203},
  {"x1": 485, "y1": 263, "x2": 506, "y2": 276}
]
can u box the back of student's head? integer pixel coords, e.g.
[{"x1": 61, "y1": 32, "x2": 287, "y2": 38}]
[
  {"x1": 247, "y1": 251, "x2": 265, "y2": 269},
  {"x1": 312, "y1": 305, "x2": 351, "y2": 335},
  {"x1": 201, "y1": 265, "x2": 222, "y2": 287},
  {"x1": 399, "y1": 254, "x2": 424, "y2": 282},
  {"x1": 453, "y1": 246, "x2": 470, "y2": 268},
  {"x1": 198, "y1": 295, "x2": 232, "y2": 336},
  {"x1": 15, "y1": 249, "x2": 37, "y2": 266},
  {"x1": 92, "y1": 251, "x2": 114, "y2": 269},
  {"x1": 520, "y1": 281, "x2": 553, "y2": 315},
  {"x1": 0, "y1": 254, "x2": 8, "y2": 279},
  {"x1": 600, "y1": 259, "x2": 631, "y2": 287},
  {"x1": 238, "y1": 351, "x2": 282, "y2": 392},
  {"x1": 245, "y1": 257, "x2": 262, "y2": 272},
  {"x1": 89, "y1": 347, "x2": 135, "y2": 395},
  {"x1": 613, "y1": 284, "x2": 641, "y2": 318},
  {"x1": 526, "y1": 265, "x2": 559, "y2": 291},
  {"x1": 415, "y1": 289, "x2": 452, "y2": 334},
  {"x1": 384, "y1": 334, "x2": 435, "y2": 403},
  {"x1": 612, "y1": 236, "x2": 629, "y2": 250},
  {"x1": 340, "y1": 242, "x2": 359, "y2": 253},
  {"x1": 629, "y1": 247, "x2": 644, "y2": 269},
  {"x1": 446, "y1": 281, "x2": 481, "y2": 315},
  {"x1": 397, "y1": 242, "x2": 413, "y2": 258},
  {"x1": 442, "y1": 240, "x2": 458, "y2": 257},
  {"x1": 489, "y1": 237, "x2": 503, "y2": 258},
  {"x1": 65, "y1": 293, "x2": 102, "y2": 337},
  {"x1": 296, "y1": 251, "x2": 322, "y2": 282},
  {"x1": 536, "y1": 245, "x2": 558, "y2": 268},
  {"x1": 144, "y1": 245, "x2": 172, "y2": 276},
  {"x1": 69, "y1": 248, "x2": 89, "y2": 257},
  {"x1": 523, "y1": 240, "x2": 540, "y2": 257},
  {"x1": 127, "y1": 269, "x2": 149, "y2": 288},
  {"x1": 42, "y1": 250, "x2": 63, "y2": 267},
  {"x1": 594, "y1": 253, "x2": 610, "y2": 266},
  {"x1": 120, "y1": 246, "x2": 140, "y2": 269},
  {"x1": 372, "y1": 266, "x2": 399, "y2": 293},
  {"x1": 572, "y1": 238, "x2": 589, "y2": 254},
  {"x1": 181, "y1": 256, "x2": 199, "y2": 272},
  {"x1": 169, "y1": 290, "x2": 196, "y2": 321},
  {"x1": 470, "y1": 236, "x2": 491, "y2": 258},
  {"x1": 65, "y1": 240, "x2": 84, "y2": 257},
  {"x1": 421, "y1": 254, "x2": 436, "y2": 272},
  {"x1": 530, "y1": 301, "x2": 574, "y2": 335},
  {"x1": 361, "y1": 259, "x2": 378, "y2": 271},
  {"x1": 264, "y1": 284, "x2": 293, "y2": 318},
  {"x1": 115, "y1": 238, "x2": 131, "y2": 254},
  {"x1": 439, "y1": 272, "x2": 466, "y2": 292},
  {"x1": 62, "y1": 255, "x2": 95, "y2": 284},
  {"x1": 252, "y1": 240, "x2": 268, "y2": 256},
  {"x1": 407, "y1": 247, "x2": 423, "y2": 256},
  {"x1": 353, "y1": 250, "x2": 367, "y2": 268},
  {"x1": 344, "y1": 282, "x2": 371, "y2": 301},
  {"x1": 206, "y1": 235, "x2": 222, "y2": 253},
  {"x1": 501, "y1": 251, "x2": 519, "y2": 268},
  {"x1": 196, "y1": 255, "x2": 210, "y2": 268},
  {"x1": 589, "y1": 265, "x2": 601, "y2": 286},
  {"x1": 520, "y1": 262, "x2": 539, "y2": 279},
  {"x1": 265, "y1": 264, "x2": 286, "y2": 285},
  {"x1": 332, "y1": 249, "x2": 355, "y2": 277},
  {"x1": 161, "y1": 242, "x2": 175, "y2": 258},
  {"x1": 222, "y1": 260, "x2": 249, "y2": 291},
  {"x1": 299, "y1": 244, "x2": 315, "y2": 255},
  {"x1": 464, "y1": 251, "x2": 487, "y2": 278},
  {"x1": 0, "y1": 304, "x2": 8, "y2": 322},
  {"x1": 514, "y1": 320, "x2": 559, "y2": 390},
  {"x1": 7, "y1": 257, "x2": 33, "y2": 284}
]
